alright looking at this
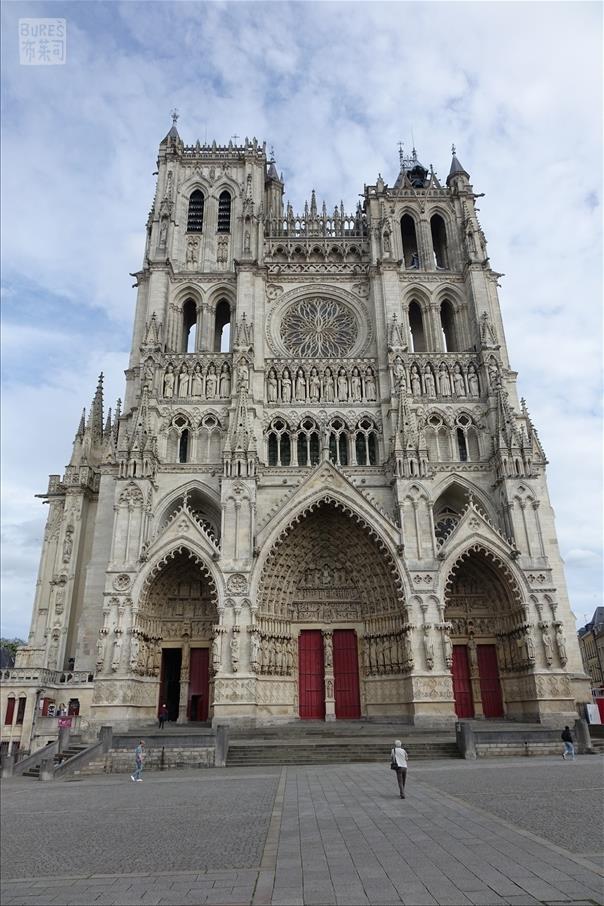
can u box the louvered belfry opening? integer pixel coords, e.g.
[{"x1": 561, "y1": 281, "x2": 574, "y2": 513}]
[{"x1": 187, "y1": 190, "x2": 204, "y2": 232}]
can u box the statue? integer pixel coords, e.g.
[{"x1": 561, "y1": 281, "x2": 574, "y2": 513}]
[
  {"x1": 111, "y1": 635, "x2": 122, "y2": 673},
  {"x1": 186, "y1": 237, "x2": 197, "y2": 266},
  {"x1": 423, "y1": 626, "x2": 434, "y2": 670},
  {"x1": 383, "y1": 229, "x2": 391, "y2": 253},
  {"x1": 541, "y1": 628, "x2": 553, "y2": 666},
  {"x1": 205, "y1": 363, "x2": 217, "y2": 398},
  {"x1": 237, "y1": 360, "x2": 249, "y2": 391},
  {"x1": 212, "y1": 633, "x2": 222, "y2": 673},
  {"x1": 129, "y1": 635, "x2": 139, "y2": 673},
  {"x1": 230, "y1": 634, "x2": 240, "y2": 673},
  {"x1": 452, "y1": 363, "x2": 465, "y2": 397},
  {"x1": 309, "y1": 368, "x2": 321, "y2": 402},
  {"x1": 159, "y1": 219, "x2": 168, "y2": 246},
  {"x1": 424, "y1": 365, "x2": 436, "y2": 396},
  {"x1": 324, "y1": 367, "x2": 335, "y2": 402},
  {"x1": 442, "y1": 631, "x2": 453, "y2": 668},
  {"x1": 337, "y1": 368, "x2": 348, "y2": 401},
  {"x1": 393, "y1": 357, "x2": 405, "y2": 391},
  {"x1": 410, "y1": 364, "x2": 421, "y2": 396},
  {"x1": 62, "y1": 526, "x2": 73, "y2": 564},
  {"x1": 281, "y1": 368, "x2": 292, "y2": 403},
  {"x1": 350, "y1": 367, "x2": 362, "y2": 402},
  {"x1": 219, "y1": 363, "x2": 231, "y2": 398},
  {"x1": 163, "y1": 364, "x2": 175, "y2": 398},
  {"x1": 250, "y1": 632, "x2": 260, "y2": 672},
  {"x1": 191, "y1": 363, "x2": 203, "y2": 396},
  {"x1": 555, "y1": 624, "x2": 567, "y2": 665},
  {"x1": 96, "y1": 636, "x2": 106, "y2": 672},
  {"x1": 267, "y1": 368, "x2": 278, "y2": 403},
  {"x1": 295, "y1": 368, "x2": 306, "y2": 402},
  {"x1": 178, "y1": 365, "x2": 189, "y2": 398},
  {"x1": 143, "y1": 360, "x2": 154, "y2": 390},
  {"x1": 487, "y1": 360, "x2": 499, "y2": 390},
  {"x1": 467, "y1": 364, "x2": 479, "y2": 397},
  {"x1": 525, "y1": 635, "x2": 535, "y2": 662},
  {"x1": 438, "y1": 363, "x2": 451, "y2": 396},
  {"x1": 364, "y1": 367, "x2": 376, "y2": 401},
  {"x1": 244, "y1": 230, "x2": 251, "y2": 254}
]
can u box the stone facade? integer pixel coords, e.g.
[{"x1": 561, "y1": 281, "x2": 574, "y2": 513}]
[{"x1": 1, "y1": 120, "x2": 591, "y2": 751}]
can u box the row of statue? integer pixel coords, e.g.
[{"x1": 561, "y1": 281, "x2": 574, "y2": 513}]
[
  {"x1": 360, "y1": 632, "x2": 415, "y2": 676},
  {"x1": 163, "y1": 361, "x2": 232, "y2": 399},
  {"x1": 267, "y1": 364, "x2": 377, "y2": 404},
  {"x1": 250, "y1": 632, "x2": 295, "y2": 676},
  {"x1": 393, "y1": 358, "x2": 481, "y2": 398}
]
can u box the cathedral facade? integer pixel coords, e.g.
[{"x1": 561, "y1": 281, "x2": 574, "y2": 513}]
[{"x1": 1, "y1": 119, "x2": 591, "y2": 751}]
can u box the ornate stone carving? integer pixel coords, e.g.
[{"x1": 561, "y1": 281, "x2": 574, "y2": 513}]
[
  {"x1": 280, "y1": 298, "x2": 358, "y2": 357},
  {"x1": 113, "y1": 574, "x2": 131, "y2": 591},
  {"x1": 226, "y1": 573, "x2": 248, "y2": 594}
]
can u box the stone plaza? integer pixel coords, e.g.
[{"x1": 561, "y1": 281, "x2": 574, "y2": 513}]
[{"x1": 1, "y1": 755, "x2": 602, "y2": 906}]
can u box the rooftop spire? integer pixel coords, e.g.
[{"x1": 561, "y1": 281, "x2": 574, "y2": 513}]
[
  {"x1": 447, "y1": 145, "x2": 470, "y2": 186},
  {"x1": 87, "y1": 373, "x2": 104, "y2": 442}
]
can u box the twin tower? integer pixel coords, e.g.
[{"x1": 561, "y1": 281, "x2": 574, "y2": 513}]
[{"x1": 1, "y1": 118, "x2": 589, "y2": 753}]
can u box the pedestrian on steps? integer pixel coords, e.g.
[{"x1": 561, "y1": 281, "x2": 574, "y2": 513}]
[
  {"x1": 158, "y1": 703, "x2": 168, "y2": 729},
  {"x1": 391, "y1": 739, "x2": 408, "y2": 798},
  {"x1": 131, "y1": 739, "x2": 145, "y2": 781},
  {"x1": 561, "y1": 726, "x2": 576, "y2": 760}
]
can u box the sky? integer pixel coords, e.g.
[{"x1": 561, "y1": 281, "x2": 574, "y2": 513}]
[{"x1": 1, "y1": 1, "x2": 602, "y2": 641}]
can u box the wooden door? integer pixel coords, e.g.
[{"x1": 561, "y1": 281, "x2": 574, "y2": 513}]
[
  {"x1": 159, "y1": 648, "x2": 181, "y2": 722},
  {"x1": 477, "y1": 644, "x2": 504, "y2": 718},
  {"x1": 298, "y1": 631, "x2": 325, "y2": 719},
  {"x1": 333, "y1": 630, "x2": 361, "y2": 719},
  {"x1": 188, "y1": 648, "x2": 210, "y2": 721},
  {"x1": 452, "y1": 645, "x2": 474, "y2": 718}
]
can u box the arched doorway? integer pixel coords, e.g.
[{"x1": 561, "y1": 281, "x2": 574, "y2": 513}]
[
  {"x1": 445, "y1": 547, "x2": 523, "y2": 720},
  {"x1": 136, "y1": 548, "x2": 219, "y2": 723},
  {"x1": 256, "y1": 501, "x2": 409, "y2": 720}
]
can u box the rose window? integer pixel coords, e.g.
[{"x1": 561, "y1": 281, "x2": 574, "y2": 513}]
[{"x1": 280, "y1": 298, "x2": 358, "y2": 357}]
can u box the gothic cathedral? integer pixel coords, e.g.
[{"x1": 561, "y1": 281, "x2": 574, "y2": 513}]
[{"x1": 1, "y1": 118, "x2": 591, "y2": 750}]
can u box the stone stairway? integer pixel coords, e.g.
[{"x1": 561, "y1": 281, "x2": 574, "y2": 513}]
[
  {"x1": 226, "y1": 720, "x2": 461, "y2": 767},
  {"x1": 21, "y1": 742, "x2": 89, "y2": 778}
]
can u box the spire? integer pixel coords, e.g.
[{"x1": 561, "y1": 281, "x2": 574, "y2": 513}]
[
  {"x1": 87, "y1": 373, "x2": 104, "y2": 442},
  {"x1": 310, "y1": 189, "x2": 317, "y2": 216},
  {"x1": 447, "y1": 145, "x2": 470, "y2": 186},
  {"x1": 266, "y1": 147, "x2": 280, "y2": 182},
  {"x1": 76, "y1": 408, "x2": 86, "y2": 439},
  {"x1": 161, "y1": 108, "x2": 182, "y2": 145}
]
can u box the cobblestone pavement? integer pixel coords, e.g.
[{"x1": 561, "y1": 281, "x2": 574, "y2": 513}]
[{"x1": 1, "y1": 757, "x2": 602, "y2": 906}]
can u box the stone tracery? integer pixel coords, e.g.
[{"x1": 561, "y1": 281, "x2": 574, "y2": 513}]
[{"x1": 280, "y1": 297, "x2": 359, "y2": 357}]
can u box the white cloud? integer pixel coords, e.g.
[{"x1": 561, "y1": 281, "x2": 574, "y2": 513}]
[{"x1": 0, "y1": 0, "x2": 602, "y2": 637}]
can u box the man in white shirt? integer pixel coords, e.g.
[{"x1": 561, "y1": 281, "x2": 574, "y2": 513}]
[{"x1": 391, "y1": 739, "x2": 408, "y2": 799}]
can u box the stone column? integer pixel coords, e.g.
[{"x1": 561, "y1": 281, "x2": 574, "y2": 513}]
[
  {"x1": 178, "y1": 641, "x2": 190, "y2": 723},
  {"x1": 323, "y1": 631, "x2": 335, "y2": 721}
]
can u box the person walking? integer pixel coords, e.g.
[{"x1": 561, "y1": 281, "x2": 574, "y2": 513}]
[
  {"x1": 131, "y1": 739, "x2": 145, "y2": 781},
  {"x1": 158, "y1": 703, "x2": 168, "y2": 729},
  {"x1": 561, "y1": 726, "x2": 575, "y2": 760},
  {"x1": 391, "y1": 739, "x2": 408, "y2": 798}
]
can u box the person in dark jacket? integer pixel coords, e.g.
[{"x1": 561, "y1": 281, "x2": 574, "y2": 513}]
[
  {"x1": 561, "y1": 726, "x2": 575, "y2": 760},
  {"x1": 158, "y1": 704, "x2": 169, "y2": 729}
]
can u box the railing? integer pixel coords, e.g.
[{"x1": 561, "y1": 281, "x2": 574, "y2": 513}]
[{"x1": 0, "y1": 668, "x2": 93, "y2": 685}]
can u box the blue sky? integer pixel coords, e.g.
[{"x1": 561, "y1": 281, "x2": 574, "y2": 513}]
[{"x1": 1, "y1": 1, "x2": 602, "y2": 639}]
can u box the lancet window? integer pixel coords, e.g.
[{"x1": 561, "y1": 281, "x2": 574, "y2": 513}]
[
  {"x1": 267, "y1": 419, "x2": 291, "y2": 467},
  {"x1": 217, "y1": 191, "x2": 232, "y2": 233},
  {"x1": 354, "y1": 417, "x2": 378, "y2": 465},
  {"x1": 296, "y1": 418, "x2": 321, "y2": 466},
  {"x1": 431, "y1": 214, "x2": 448, "y2": 269},
  {"x1": 400, "y1": 214, "x2": 420, "y2": 269},
  {"x1": 408, "y1": 301, "x2": 427, "y2": 352},
  {"x1": 440, "y1": 300, "x2": 457, "y2": 352},
  {"x1": 214, "y1": 299, "x2": 231, "y2": 352},
  {"x1": 328, "y1": 419, "x2": 348, "y2": 466},
  {"x1": 182, "y1": 298, "x2": 198, "y2": 353},
  {"x1": 187, "y1": 190, "x2": 204, "y2": 233}
]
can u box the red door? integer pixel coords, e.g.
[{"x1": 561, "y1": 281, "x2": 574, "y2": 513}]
[
  {"x1": 477, "y1": 644, "x2": 504, "y2": 718},
  {"x1": 188, "y1": 648, "x2": 210, "y2": 721},
  {"x1": 333, "y1": 630, "x2": 361, "y2": 719},
  {"x1": 452, "y1": 645, "x2": 474, "y2": 718},
  {"x1": 299, "y1": 631, "x2": 325, "y2": 719}
]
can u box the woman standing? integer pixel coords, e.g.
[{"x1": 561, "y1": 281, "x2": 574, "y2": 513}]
[{"x1": 391, "y1": 739, "x2": 408, "y2": 799}]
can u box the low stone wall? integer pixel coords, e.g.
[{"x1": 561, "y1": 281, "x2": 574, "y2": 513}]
[
  {"x1": 73, "y1": 745, "x2": 215, "y2": 775},
  {"x1": 476, "y1": 741, "x2": 563, "y2": 758}
]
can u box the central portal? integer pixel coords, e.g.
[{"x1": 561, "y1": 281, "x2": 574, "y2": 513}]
[{"x1": 298, "y1": 629, "x2": 361, "y2": 720}]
